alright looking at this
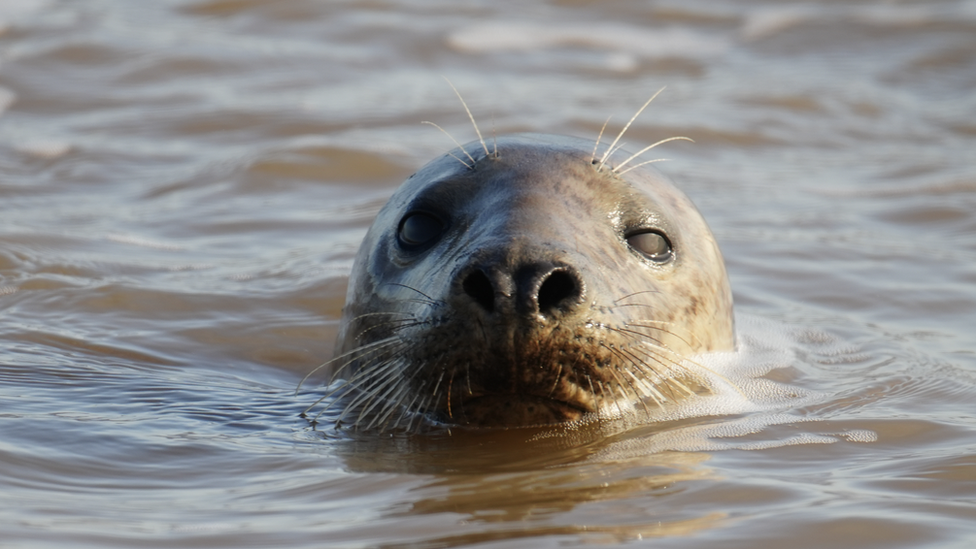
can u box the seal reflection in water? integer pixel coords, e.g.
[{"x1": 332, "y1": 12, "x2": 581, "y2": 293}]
[{"x1": 308, "y1": 121, "x2": 735, "y2": 430}]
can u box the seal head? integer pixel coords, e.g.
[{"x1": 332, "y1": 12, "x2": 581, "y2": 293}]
[{"x1": 329, "y1": 133, "x2": 734, "y2": 429}]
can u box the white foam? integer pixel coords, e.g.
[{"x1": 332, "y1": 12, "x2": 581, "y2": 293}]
[{"x1": 636, "y1": 315, "x2": 825, "y2": 424}]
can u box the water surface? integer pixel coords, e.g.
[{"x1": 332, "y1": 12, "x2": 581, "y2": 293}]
[{"x1": 1, "y1": 1, "x2": 975, "y2": 547}]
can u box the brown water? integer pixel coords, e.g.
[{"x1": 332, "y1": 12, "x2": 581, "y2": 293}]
[{"x1": 2, "y1": 0, "x2": 975, "y2": 547}]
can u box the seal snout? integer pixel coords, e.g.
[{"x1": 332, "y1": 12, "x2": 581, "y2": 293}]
[{"x1": 459, "y1": 261, "x2": 584, "y2": 321}]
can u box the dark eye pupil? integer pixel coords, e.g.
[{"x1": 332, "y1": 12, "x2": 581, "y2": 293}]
[
  {"x1": 399, "y1": 213, "x2": 443, "y2": 247},
  {"x1": 627, "y1": 231, "x2": 671, "y2": 261}
]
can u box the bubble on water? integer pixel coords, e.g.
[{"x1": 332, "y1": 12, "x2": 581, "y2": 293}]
[{"x1": 836, "y1": 429, "x2": 879, "y2": 443}]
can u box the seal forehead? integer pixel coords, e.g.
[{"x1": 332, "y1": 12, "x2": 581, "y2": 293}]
[{"x1": 397, "y1": 134, "x2": 683, "y2": 234}]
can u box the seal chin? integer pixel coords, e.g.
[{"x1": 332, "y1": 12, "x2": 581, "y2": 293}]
[{"x1": 446, "y1": 394, "x2": 590, "y2": 428}]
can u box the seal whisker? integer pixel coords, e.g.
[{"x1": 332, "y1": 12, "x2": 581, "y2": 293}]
[
  {"x1": 546, "y1": 363, "x2": 564, "y2": 398},
  {"x1": 610, "y1": 315, "x2": 702, "y2": 351},
  {"x1": 621, "y1": 314, "x2": 704, "y2": 350},
  {"x1": 608, "y1": 330, "x2": 690, "y2": 386},
  {"x1": 592, "y1": 379, "x2": 609, "y2": 412},
  {"x1": 616, "y1": 158, "x2": 671, "y2": 177},
  {"x1": 444, "y1": 77, "x2": 491, "y2": 158},
  {"x1": 297, "y1": 336, "x2": 401, "y2": 394},
  {"x1": 353, "y1": 317, "x2": 425, "y2": 343},
  {"x1": 600, "y1": 343, "x2": 655, "y2": 416},
  {"x1": 619, "y1": 322, "x2": 699, "y2": 355},
  {"x1": 591, "y1": 115, "x2": 613, "y2": 164},
  {"x1": 363, "y1": 382, "x2": 413, "y2": 431},
  {"x1": 650, "y1": 347, "x2": 744, "y2": 397},
  {"x1": 624, "y1": 347, "x2": 696, "y2": 401},
  {"x1": 327, "y1": 354, "x2": 406, "y2": 421},
  {"x1": 599, "y1": 86, "x2": 666, "y2": 169},
  {"x1": 429, "y1": 368, "x2": 447, "y2": 404},
  {"x1": 601, "y1": 326, "x2": 703, "y2": 399},
  {"x1": 324, "y1": 336, "x2": 405, "y2": 383},
  {"x1": 446, "y1": 370, "x2": 456, "y2": 419},
  {"x1": 605, "y1": 325, "x2": 689, "y2": 362},
  {"x1": 613, "y1": 290, "x2": 662, "y2": 304},
  {"x1": 395, "y1": 383, "x2": 436, "y2": 432},
  {"x1": 302, "y1": 380, "x2": 348, "y2": 420},
  {"x1": 314, "y1": 339, "x2": 411, "y2": 419},
  {"x1": 352, "y1": 314, "x2": 420, "y2": 334},
  {"x1": 615, "y1": 356, "x2": 665, "y2": 407},
  {"x1": 600, "y1": 141, "x2": 628, "y2": 168},
  {"x1": 635, "y1": 378, "x2": 668, "y2": 410},
  {"x1": 311, "y1": 361, "x2": 395, "y2": 422},
  {"x1": 349, "y1": 348, "x2": 410, "y2": 387},
  {"x1": 613, "y1": 136, "x2": 693, "y2": 174},
  {"x1": 354, "y1": 363, "x2": 413, "y2": 429},
  {"x1": 619, "y1": 357, "x2": 669, "y2": 410},
  {"x1": 608, "y1": 346, "x2": 676, "y2": 405},
  {"x1": 585, "y1": 374, "x2": 597, "y2": 399},
  {"x1": 421, "y1": 121, "x2": 475, "y2": 168},
  {"x1": 349, "y1": 311, "x2": 417, "y2": 322},
  {"x1": 388, "y1": 388, "x2": 422, "y2": 431},
  {"x1": 412, "y1": 388, "x2": 440, "y2": 432},
  {"x1": 380, "y1": 283, "x2": 440, "y2": 305},
  {"x1": 396, "y1": 387, "x2": 427, "y2": 432},
  {"x1": 465, "y1": 360, "x2": 473, "y2": 396},
  {"x1": 604, "y1": 378, "x2": 630, "y2": 418},
  {"x1": 412, "y1": 391, "x2": 434, "y2": 429},
  {"x1": 491, "y1": 110, "x2": 498, "y2": 158},
  {"x1": 377, "y1": 356, "x2": 443, "y2": 431},
  {"x1": 375, "y1": 396, "x2": 411, "y2": 431},
  {"x1": 615, "y1": 341, "x2": 670, "y2": 382},
  {"x1": 334, "y1": 368, "x2": 400, "y2": 426},
  {"x1": 597, "y1": 356, "x2": 637, "y2": 416}
]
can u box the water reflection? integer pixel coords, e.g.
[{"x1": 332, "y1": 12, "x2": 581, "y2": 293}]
[{"x1": 327, "y1": 425, "x2": 723, "y2": 544}]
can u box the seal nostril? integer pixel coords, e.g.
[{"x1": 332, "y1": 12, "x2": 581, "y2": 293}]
[
  {"x1": 537, "y1": 270, "x2": 579, "y2": 316},
  {"x1": 463, "y1": 270, "x2": 495, "y2": 313}
]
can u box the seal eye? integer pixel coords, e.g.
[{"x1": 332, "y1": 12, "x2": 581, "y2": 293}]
[
  {"x1": 398, "y1": 212, "x2": 445, "y2": 250},
  {"x1": 627, "y1": 230, "x2": 672, "y2": 262}
]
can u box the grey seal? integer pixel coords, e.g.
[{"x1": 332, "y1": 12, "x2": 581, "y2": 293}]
[{"x1": 311, "y1": 132, "x2": 734, "y2": 430}]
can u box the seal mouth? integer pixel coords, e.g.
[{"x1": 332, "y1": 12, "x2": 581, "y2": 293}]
[{"x1": 447, "y1": 393, "x2": 592, "y2": 428}]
